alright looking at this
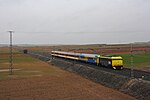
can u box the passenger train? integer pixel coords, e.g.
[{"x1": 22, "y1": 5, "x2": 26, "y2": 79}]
[{"x1": 51, "y1": 51, "x2": 123, "y2": 70}]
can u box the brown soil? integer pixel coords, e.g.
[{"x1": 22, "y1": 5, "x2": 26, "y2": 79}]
[
  {"x1": 70, "y1": 46, "x2": 150, "y2": 54},
  {"x1": 25, "y1": 45, "x2": 150, "y2": 54},
  {"x1": 0, "y1": 68, "x2": 135, "y2": 100}
]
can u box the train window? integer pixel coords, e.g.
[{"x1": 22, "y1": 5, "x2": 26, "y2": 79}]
[
  {"x1": 108, "y1": 61, "x2": 111, "y2": 64},
  {"x1": 93, "y1": 58, "x2": 96, "y2": 60},
  {"x1": 80, "y1": 56, "x2": 84, "y2": 58}
]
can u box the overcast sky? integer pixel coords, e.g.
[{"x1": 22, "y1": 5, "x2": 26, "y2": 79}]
[{"x1": 0, "y1": 0, "x2": 150, "y2": 44}]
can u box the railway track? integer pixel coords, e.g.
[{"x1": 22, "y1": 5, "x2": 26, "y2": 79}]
[{"x1": 27, "y1": 51, "x2": 150, "y2": 81}]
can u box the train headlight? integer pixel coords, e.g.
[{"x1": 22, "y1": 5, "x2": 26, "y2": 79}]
[{"x1": 108, "y1": 61, "x2": 111, "y2": 64}]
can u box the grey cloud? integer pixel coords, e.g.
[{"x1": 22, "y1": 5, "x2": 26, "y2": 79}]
[{"x1": 0, "y1": 0, "x2": 150, "y2": 44}]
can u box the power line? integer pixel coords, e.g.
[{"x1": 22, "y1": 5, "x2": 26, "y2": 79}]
[
  {"x1": 8, "y1": 31, "x2": 14, "y2": 75},
  {"x1": 130, "y1": 43, "x2": 134, "y2": 78}
]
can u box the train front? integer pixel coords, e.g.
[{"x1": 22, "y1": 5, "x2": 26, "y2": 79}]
[{"x1": 111, "y1": 56, "x2": 123, "y2": 69}]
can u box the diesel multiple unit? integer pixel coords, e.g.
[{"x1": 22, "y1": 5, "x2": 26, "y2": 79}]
[{"x1": 51, "y1": 51, "x2": 123, "y2": 69}]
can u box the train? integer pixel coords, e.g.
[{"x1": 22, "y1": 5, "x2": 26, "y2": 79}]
[{"x1": 51, "y1": 51, "x2": 123, "y2": 70}]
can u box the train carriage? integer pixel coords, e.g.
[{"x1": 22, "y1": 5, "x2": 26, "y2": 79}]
[
  {"x1": 79, "y1": 54, "x2": 100, "y2": 65},
  {"x1": 51, "y1": 51, "x2": 80, "y2": 60}
]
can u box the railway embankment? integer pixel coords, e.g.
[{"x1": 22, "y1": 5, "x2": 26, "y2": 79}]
[
  {"x1": 50, "y1": 58, "x2": 150, "y2": 100},
  {"x1": 27, "y1": 51, "x2": 150, "y2": 100}
]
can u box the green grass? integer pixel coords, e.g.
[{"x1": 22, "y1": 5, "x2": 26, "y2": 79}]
[
  {"x1": 0, "y1": 51, "x2": 58, "y2": 80},
  {"x1": 13, "y1": 55, "x2": 38, "y2": 63},
  {"x1": 118, "y1": 53, "x2": 150, "y2": 68}
]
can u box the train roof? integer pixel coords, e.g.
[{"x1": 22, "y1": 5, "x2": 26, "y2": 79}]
[
  {"x1": 79, "y1": 53, "x2": 100, "y2": 58},
  {"x1": 52, "y1": 51, "x2": 101, "y2": 58},
  {"x1": 100, "y1": 56, "x2": 123, "y2": 59},
  {"x1": 51, "y1": 51, "x2": 80, "y2": 56},
  {"x1": 52, "y1": 51, "x2": 122, "y2": 59}
]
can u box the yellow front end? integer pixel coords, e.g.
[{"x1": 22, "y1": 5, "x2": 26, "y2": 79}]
[{"x1": 112, "y1": 59, "x2": 123, "y2": 69}]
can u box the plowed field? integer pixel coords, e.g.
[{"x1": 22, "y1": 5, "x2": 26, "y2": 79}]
[{"x1": 0, "y1": 71, "x2": 135, "y2": 100}]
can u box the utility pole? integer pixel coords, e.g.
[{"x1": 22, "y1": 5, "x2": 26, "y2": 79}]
[
  {"x1": 130, "y1": 43, "x2": 134, "y2": 78},
  {"x1": 8, "y1": 31, "x2": 13, "y2": 75}
]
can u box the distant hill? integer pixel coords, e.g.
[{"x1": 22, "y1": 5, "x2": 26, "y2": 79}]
[
  {"x1": 0, "y1": 44, "x2": 8, "y2": 47},
  {"x1": 133, "y1": 41, "x2": 150, "y2": 44},
  {"x1": 132, "y1": 41, "x2": 150, "y2": 47}
]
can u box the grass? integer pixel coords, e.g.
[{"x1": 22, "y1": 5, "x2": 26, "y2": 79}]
[
  {"x1": 118, "y1": 53, "x2": 150, "y2": 68},
  {"x1": 0, "y1": 48, "x2": 59, "y2": 80},
  {"x1": 0, "y1": 48, "x2": 20, "y2": 54}
]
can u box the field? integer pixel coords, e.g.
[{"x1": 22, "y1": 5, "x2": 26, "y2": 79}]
[
  {"x1": 120, "y1": 53, "x2": 150, "y2": 70},
  {"x1": 0, "y1": 48, "x2": 58, "y2": 80},
  {"x1": 0, "y1": 47, "x2": 135, "y2": 100}
]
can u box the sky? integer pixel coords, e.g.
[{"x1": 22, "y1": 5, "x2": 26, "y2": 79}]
[{"x1": 0, "y1": 0, "x2": 150, "y2": 44}]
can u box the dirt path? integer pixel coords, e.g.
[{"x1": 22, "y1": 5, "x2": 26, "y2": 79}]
[{"x1": 0, "y1": 68, "x2": 135, "y2": 100}]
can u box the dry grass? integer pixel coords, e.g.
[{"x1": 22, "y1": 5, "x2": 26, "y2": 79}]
[{"x1": 0, "y1": 72, "x2": 135, "y2": 100}]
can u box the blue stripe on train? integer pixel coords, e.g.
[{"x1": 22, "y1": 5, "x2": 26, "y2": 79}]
[{"x1": 87, "y1": 58, "x2": 97, "y2": 64}]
